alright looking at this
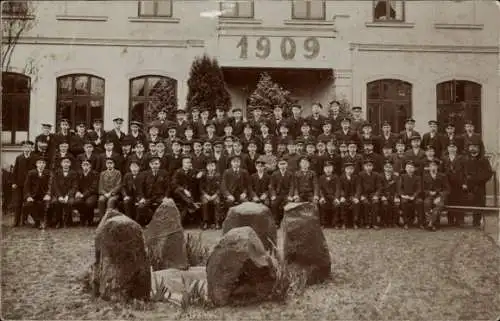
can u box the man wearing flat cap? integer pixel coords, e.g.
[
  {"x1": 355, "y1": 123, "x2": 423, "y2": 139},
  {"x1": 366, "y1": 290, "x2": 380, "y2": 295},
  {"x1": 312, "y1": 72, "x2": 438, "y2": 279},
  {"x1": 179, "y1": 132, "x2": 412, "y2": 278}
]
[
  {"x1": 220, "y1": 154, "x2": 252, "y2": 212},
  {"x1": 230, "y1": 107, "x2": 245, "y2": 137},
  {"x1": 399, "y1": 117, "x2": 420, "y2": 150},
  {"x1": 106, "y1": 117, "x2": 126, "y2": 154},
  {"x1": 23, "y1": 155, "x2": 52, "y2": 229},
  {"x1": 318, "y1": 160, "x2": 340, "y2": 227},
  {"x1": 12, "y1": 140, "x2": 36, "y2": 226},
  {"x1": 357, "y1": 158, "x2": 383, "y2": 229},
  {"x1": 421, "y1": 120, "x2": 442, "y2": 157},
  {"x1": 350, "y1": 106, "x2": 365, "y2": 134}
]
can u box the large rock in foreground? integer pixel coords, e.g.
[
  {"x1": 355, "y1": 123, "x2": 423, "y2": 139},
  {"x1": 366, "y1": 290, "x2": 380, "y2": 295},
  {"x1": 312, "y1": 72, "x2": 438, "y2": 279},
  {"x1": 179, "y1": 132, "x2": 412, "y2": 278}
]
[
  {"x1": 145, "y1": 199, "x2": 188, "y2": 271},
  {"x1": 93, "y1": 211, "x2": 151, "y2": 301},
  {"x1": 206, "y1": 226, "x2": 277, "y2": 306},
  {"x1": 283, "y1": 202, "x2": 331, "y2": 285},
  {"x1": 222, "y1": 202, "x2": 277, "y2": 251}
]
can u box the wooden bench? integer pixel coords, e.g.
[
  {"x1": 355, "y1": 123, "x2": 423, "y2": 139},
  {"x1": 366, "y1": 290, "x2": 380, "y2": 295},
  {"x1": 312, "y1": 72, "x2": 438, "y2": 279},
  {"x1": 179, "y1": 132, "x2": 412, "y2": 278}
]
[{"x1": 443, "y1": 205, "x2": 500, "y2": 245}]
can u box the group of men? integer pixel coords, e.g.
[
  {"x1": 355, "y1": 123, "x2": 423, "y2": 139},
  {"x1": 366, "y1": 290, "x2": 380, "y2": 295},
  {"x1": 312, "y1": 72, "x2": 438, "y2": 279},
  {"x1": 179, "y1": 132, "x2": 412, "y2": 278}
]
[{"x1": 9, "y1": 100, "x2": 493, "y2": 231}]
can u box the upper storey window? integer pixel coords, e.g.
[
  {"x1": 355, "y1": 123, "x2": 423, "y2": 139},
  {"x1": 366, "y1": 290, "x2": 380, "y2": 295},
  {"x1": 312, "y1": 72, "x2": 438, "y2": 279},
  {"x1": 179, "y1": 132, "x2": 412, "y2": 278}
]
[{"x1": 373, "y1": 0, "x2": 405, "y2": 21}]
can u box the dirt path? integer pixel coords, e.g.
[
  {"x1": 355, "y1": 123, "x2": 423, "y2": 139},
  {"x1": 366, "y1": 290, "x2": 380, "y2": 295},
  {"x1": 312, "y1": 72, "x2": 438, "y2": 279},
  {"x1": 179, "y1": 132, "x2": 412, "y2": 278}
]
[{"x1": 2, "y1": 225, "x2": 499, "y2": 320}]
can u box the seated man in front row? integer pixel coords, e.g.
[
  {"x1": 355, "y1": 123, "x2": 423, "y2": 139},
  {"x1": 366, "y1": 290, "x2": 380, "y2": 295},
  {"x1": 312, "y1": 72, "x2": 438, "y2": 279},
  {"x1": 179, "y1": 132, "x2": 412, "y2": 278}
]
[
  {"x1": 422, "y1": 159, "x2": 449, "y2": 231},
  {"x1": 172, "y1": 155, "x2": 201, "y2": 223},
  {"x1": 23, "y1": 156, "x2": 51, "y2": 229},
  {"x1": 136, "y1": 156, "x2": 170, "y2": 226},
  {"x1": 74, "y1": 159, "x2": 99, "y2": 226},
  {"x1": 291, "y1": 156, "x2": 319, "y2": 204},
  {"x1": 199, "y1": 157, "x2": 222, "y2": 229},
  {"x1": 121, "y1": 160, "x2": 143, "y2": 220},
  {"x1": 98, "y1": 158, "x2": 122, "y2": 220},
  {"x1": 220, "y1": 154, "x2": 251, "y2": 216},
  {"x1": 51, "y1": 157, "x2": 78, "y2": 228}
]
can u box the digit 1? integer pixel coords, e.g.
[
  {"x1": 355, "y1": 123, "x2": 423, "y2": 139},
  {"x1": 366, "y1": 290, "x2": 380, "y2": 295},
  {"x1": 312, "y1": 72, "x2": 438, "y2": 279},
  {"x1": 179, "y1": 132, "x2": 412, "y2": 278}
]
[{"x1": 237, "y1": 35, "x2": 248, "y2": 59}]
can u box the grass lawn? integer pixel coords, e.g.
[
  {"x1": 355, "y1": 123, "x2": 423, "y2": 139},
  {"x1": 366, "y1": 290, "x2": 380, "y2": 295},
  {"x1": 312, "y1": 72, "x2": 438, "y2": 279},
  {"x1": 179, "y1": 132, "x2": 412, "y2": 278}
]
[{"x1": 2, "y1": 214, "x2": 500, "y2": 320}]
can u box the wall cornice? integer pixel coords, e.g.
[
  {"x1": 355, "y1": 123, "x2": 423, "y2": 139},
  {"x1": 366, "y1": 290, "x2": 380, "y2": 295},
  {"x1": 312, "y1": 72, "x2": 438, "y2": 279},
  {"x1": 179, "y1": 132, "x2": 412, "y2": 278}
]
[{"x1": 351, "y1": 43, "x2": 499, "y2": 54}]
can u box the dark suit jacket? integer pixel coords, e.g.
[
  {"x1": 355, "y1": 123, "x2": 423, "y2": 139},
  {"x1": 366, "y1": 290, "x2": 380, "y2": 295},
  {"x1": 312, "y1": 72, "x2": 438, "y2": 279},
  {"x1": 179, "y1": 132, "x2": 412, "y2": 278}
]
[
  {"x1": 191, "y1": 153, "x2": 207, "y2": 171},
  {"x1": 172, "y1": 168, "x2": 198, "y2": 194},
  {"x1": 52, "y1": 169, "x2": 78, "y2": 198},
  {"x1": 292, "y1": 170, "x2": 319, "y2": 197},
  {"x1": 126, "y1": 132, "x2": 147, "y2": 149},
  {"x1": 121, "y1": 172, "x2": 143, "y2": 198},
  {"x1": 126, "y1": 153, "x2": 149, "y2": 172},
  {"x1": 306, "y1": 114, "x2": 326, "y2": 137},
  {"x1": 356, "y1": 171, "x2": 382, "y2": 197},
  {"x1": 69, "y1": 133, "x2": 89, "y2": 157},
  {"x1": 77, "y1": 152, "x2": 101, "y2": 173},
  {"x1": 269, "y1": 170, "x2": 294, "y2": 198},
  {"x1": 212, "y1": 152, "x2": 228, "y2": 174},
  {"x1": 334, "y1": 129, "x2": 358, "y2": 145},
  {"x1": 422, "y1": 172, "x2": 449, "y2": 198},
  {"x1": 380, "y1": 173, "x2": 399, "y2": 197},
  {"x1": 221, "y1": 168, "x2": 251, "y2": 198},
  {"x1": 200, "y1": 171, "x2": 221, "y2": 196},
  {"x1": 399, "y1": 130, "x2": 420, "y2": 150},
  {"x1": 24, "y1": 169, "x2": 51, "y2": 199},
  {"x1": 461, "y1": 133, "x2": 484, "y2": 156},
  {"x1": 338, "y1": 174, "x2": 358, "y2": 198},
  {"x1": 286, "y1": 116, "x2": 303, "y2": 138},
  {"x1": 166, "y1": 153, "x2": 183, "y2": 177},
  {"x1": 439, "y1": 134, "x2": 464, "y2": 154},
  {"x1": 87, "y1": 129, "x2": 106, "y2": 152},
  {"x1": 319, "y1": 174, "x2": 339, "y2": 199},
  {"x1": 250, "y1": 172, "x2": 271, "y2": 198},
  {"x1": 421, "y1": 132, "x2": 442, "y2": 156},
  {"x1": 77, "y1": 170, "x2": 99, "y2": 198},
  {"x1": 53, "y1": 152, "x2": 77, "y2": 171},
  {"x1": 98, "y1": 152, "x2": 124, "y2": 172},
  {"x1": 138, "y1": 169, "x2": 169, "y2": 201},
  {"x1": 13, "y1": 153, "x2": 35, "y2": 186},
  {"x1": 106, "y1": 129, "x2": 126, "y2": 153},
  {"x1": 379, "y1": 132, "x2": 400, "y2": 151},
  {"x1": 440, "y1": 154, "x2": 466, "y2": 187},
  {"x1": 397, "y1": 173, "x2": 422, "y2": 198}
]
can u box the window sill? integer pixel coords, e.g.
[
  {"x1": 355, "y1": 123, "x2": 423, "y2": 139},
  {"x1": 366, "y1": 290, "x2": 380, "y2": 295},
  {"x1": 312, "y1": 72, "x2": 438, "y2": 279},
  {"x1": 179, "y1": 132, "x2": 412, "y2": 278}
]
[
  {"x1": 284, "y1": 19, "x2": 334, "y2": 26},
  {"x1": 1, "y1": 144, "x2": 24, "y2": 152},
  {"x1": 365, "y1": 21, "x2": 415, "y2": 28},
  {"x1": 56, "y1": 15, "x2": 108, "y2": 22},
  {"x1": 128, "y1": 17, "x2": 180, "y2": 24},
  {"x1": 2, "y1": 14, "x2": 35, "y2": 20},
  {"x1": 218, "y1": 17, "x2": 262, "y2": 25},
  {"x1": 434, "y1": 23, "x2": 484, "y2": 30}
]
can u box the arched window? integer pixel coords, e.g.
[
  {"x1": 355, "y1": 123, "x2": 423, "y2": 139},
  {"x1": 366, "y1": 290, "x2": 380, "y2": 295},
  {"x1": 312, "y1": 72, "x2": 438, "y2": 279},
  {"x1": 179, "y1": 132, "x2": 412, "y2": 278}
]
[
  {"x1": 366, "y1": 79, "x2": 412, "y2": 135},
  {"x1": 56, "y1": 74, "x2": 104, "y2": 129},
  {"x1": 129, "y1": 75, "x2": 177, "y2": 125},
  {"x1": 436, "y1": 80, "x2": 481, "y2": 135},
  {"x1": 2, "y1": 72, "x2": 30, "y2": 144}
]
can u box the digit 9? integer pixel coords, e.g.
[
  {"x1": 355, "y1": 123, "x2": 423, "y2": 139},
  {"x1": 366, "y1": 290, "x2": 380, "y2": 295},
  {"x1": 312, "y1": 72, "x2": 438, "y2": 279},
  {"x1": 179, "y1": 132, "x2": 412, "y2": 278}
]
[{"x1": 304, "y1": 37, "x2": 320, "y2": 59}]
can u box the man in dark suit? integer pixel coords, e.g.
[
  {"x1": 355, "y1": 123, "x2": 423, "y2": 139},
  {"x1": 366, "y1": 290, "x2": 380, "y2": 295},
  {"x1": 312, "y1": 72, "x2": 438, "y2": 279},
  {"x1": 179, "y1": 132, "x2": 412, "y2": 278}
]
[
  {"x1": 87, "y1": 119, "x2": 106, "y2": 153},
  {"x1": 287, "y1": 104, "x2": 303, "y2": 139},
  {"x1": 51, "y1": 157, "x2": 78, "y2": 228},
  {"x1": 126, "y1": 121, "x2": 147, "y2": 148},
  {"x1": 251, "y1": 157, "x2": 271, "y2": 206},
  {"x1": 421, "y1": 120, "x2": 442, "y2": 157},
  {"x1": 379, "y1": 121, "x2": 399, "y2": 151},
  {"x1": 463, "y1": 141, "x2": 493, "y2": 228},
  {"x1": 136, "y1": 156, "x2": 170, "y2": 226},
  {"x1": 270, "y1": 156, "x2": 294, "y2": 226},
  {"x1": 397, "y1": 160, "x2": 423, "y2": 229},
  {"x1": 167, "y1": 139, "x2": 183, "y2": 178},
  {"x1": 106, "y1": 117, "x2": 126, "y2": 154},
  {"x1": 338, "y1": 161, "x2": 360, "y2": 228},
  {"x1": 335, "y1": 117, "x2": 358, "y2": 145},
  {"x1": 195, "y1": 107, "x2": 211, "y2": 138},
  {"x1": 53, "y1": 140, "x2": 77, "y2": 171},
  {"x1": 439, "y1": 122, "x2": 464, "y2": 154},
  {"x1": 35, "y1": 123, "x2": 56, "y2": 158},
  {"x1": 126, "y1": 141, "x2": 149, "y2": 172},
  {"x1": 291, "y1": 156, "x2": 319, "y2": 203},
  {"x1": 380, "y1": 160, "x2": 400, "y2": 227},
  {"x1": 172, "y1": 156, "x2": 201, "y2": 222},
  {"x1": 23, "y1": 156, "x2": 52, "y2": 229},
  {"x1": 121, "y1": 160, "x2": 143, "y2": 221},
  {"x1": 318, "y1": 160, "x2": 340, "y2": 227},
  {"x1": 175, "y1": 109, "x2": 189, "y2": 136},
  {"x1": 306, "y1": 102, "x2": 326, "y2": 138},
  {"x1": 200, "y1": 158, "x2": 222, "y2": 229},
  {"x1": 70, "y1": 122, "x2": 90, "y2": 157},
  {"x1": 403, "y1": 134, "x2": 425, "y2": 176},
  {"x1": 11, "y1": 140, "x2": 36, "y2": 226},
  {"x1": 220, "y1": 155, "x2": 252, "y2": 214},
  {"x1": 212, "y1": 140, "x2": 228, "y2": 174},
  {"x1": 328, "y1": 100, "x2": 344, "y2": 133},
  {"x1": 53, "y1": 118, "x2": 73, "y2": 152},
  {"x1": 441, "y1": 142, "x2": 466, "y2": 225},
  {"x1": 422, "y1": 159, "x2": 450, "y2": 231},
  {"x1": 77, "y1": 140, "x2": 101, "y2": 173},
  {"x1": 356, "y1": 158, "x2": 383, "y2": 229},
  {"x1": 461, "y1": 119, "x2": 484, "y2": 157},
  {"x1": 399, "y1": 118, "x2": 420, "y2": 151},
  {"x1": 98, "y1": 139, "x2": 124, "y2": 173},
  {"x1": 74, "y1": 159, "x2": 99, "y2": 226}
]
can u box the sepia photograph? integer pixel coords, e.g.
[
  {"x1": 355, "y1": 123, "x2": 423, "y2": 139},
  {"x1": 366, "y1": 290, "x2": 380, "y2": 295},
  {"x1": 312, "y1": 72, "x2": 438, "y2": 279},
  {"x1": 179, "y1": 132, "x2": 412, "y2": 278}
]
[{"x1": 1, "y1": 0, "x2": 500, "y2": 320}]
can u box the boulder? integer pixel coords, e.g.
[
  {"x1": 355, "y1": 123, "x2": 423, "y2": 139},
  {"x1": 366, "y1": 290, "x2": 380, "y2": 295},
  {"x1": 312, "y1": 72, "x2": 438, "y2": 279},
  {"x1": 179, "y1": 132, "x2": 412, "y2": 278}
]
[
  {"x1": 93, "y1": 212, "x2": 151, "y2": 301},
  {"x1": 206, "y1": 226, "x2": 277, "y2": 306},
  {"x1": 222, "y1": 202, "x2": 277, "y2": 251},
  {"x1": 145, "y1": 199, "x2": 188, "y2": 271},
  {"x1": 151, "y1": 266, "x2": 207, "y2": 304},
  {"x1": 282, "y1": 202, "x2": 331, "y2": 285}
]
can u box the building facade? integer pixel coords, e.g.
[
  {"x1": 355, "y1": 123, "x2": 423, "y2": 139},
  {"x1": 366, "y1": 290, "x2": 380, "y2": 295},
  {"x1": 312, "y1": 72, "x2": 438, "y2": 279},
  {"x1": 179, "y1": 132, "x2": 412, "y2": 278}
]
[{"x1": 2, "y1": 1, "x2": 500, "y2": 185}]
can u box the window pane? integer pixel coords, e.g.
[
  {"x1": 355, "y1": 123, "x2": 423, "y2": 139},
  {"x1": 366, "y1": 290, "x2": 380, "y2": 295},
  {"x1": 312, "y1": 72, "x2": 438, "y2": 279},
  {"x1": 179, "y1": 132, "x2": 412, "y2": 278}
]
[
  {"x1": 58, "y1": 76, "x2": 73, "y2": 95},
  {"x1": 157, "y1": 0, "x2": 172, "y2": 17},
  {"x1": 146, "y1": 77, "x2": 162, "y2": 97},
  {"x1": 367, "y1": 82, "x2": 380, "y2": 99},
  {"x1": 2, "y1": 96, "x2": 13, "y2": 131},
  {"x1": 57, "y1": 101, "x2": 72, "y2": 125},
  {"x1": 292, "y1": 1, "x2": 308, "y2": 18},
  {"x1": 90, "y1": 100, "x2": 103, "y2": 125},
  {"x1": 75, "y1": 101, "x2": 88, "y2": 127},
  {"x1": 392, "y1": 0, "x2": 404, "y2": 21},
  {"x1": 74, "y1": 76, "x2": 89, "y2": 95},
  {"x1": 15, "y1": 75, "x2": 30, "y2": 93},
  {"x1": 131, "y1": 78, "x2": 146, "y2": 97},
  {"x1": 2, "y1": 132, "x2": 13, "y2": 144},
  {"x1": 221, "y1": 1, "x2": 237, "y2": 16},
  {"x1": 309, "y1": 1, "x2": 325, "y2": 19},
  {"x1": 139, "y1": 0, "x2": 155, "y2": 16},
  {"x1": 14, "y1": 131, "x2": 28, "y2": 145},
  {"x1": 90, "y1": 77, "x2": 104, "y2": 96},
  {"x1": 16, "y1": 97, "x2": 29, "y2": 131},
  {"x1": 130, "y1": 101, "x2": 145, "y2": 123},
  {"x1": 237, "y1": 1, "x2": 253, "y2": 18}
]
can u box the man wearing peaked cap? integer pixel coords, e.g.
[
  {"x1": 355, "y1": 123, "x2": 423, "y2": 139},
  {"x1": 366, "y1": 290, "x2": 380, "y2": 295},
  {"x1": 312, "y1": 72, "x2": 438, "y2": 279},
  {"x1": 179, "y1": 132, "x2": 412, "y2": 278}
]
[
  {"x1": 269, "y1": 152, "x2": 294, "y2": 226},
  {"x1": 199, "y1": 155, "x2": 223, "y2": 229},
  {"x1": 422, "y1": 155, "x2": 449, "y2": 231},
  {"x1": 462, "y1": 119, "x2": 484, "y2": 157},
  {"x1": 440, "y1": 120, "x2": 464, "y2": 154},
  {"x1": 399, "y1": 156, "x2": 424, "y2": 229},
  {"x1": 23, "y1": 152, "x2": 52, "y2": 229},
  {"x1": 335, "y1": 116, "x2": 358, "y2": 147},
  {"x1": 318, "y1": 158, "x2": 339, "y2": 227},
  {"x1": 338, "y1": 158, "x2": 361, "y2": 228},
  {"x1": 399, "y1": 116, "x2": 420, "y2": 150},
  {"x1": 107, "y1": 116, "x2": 126, "y2": 154},
  {"x1": 358, "y1": 153, "x2": 382, "y2": 229},
  {"x1": 220, "y1": 148, "x2": 251, "y2": 217},
  {"x1": 250, "y1": 154, "x2": 272, "y2": 207},
  {"x1": 11, "y1": 139, "x2": 36, "y2": 226},
  {"x1": 292, "y1": 151, "x2": 319, "y2": 204}
]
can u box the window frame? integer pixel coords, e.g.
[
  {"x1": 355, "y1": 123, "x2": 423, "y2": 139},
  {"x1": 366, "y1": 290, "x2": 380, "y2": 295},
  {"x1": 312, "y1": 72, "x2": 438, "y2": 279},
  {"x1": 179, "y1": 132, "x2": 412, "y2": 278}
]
[
  {"x1": 138, "y1": 0, "x2": 173, "y2": 18},
  {"x1": 1, "y1": 1, "x2": 29, "y2": 16},
  {"x1": 2, "y1": 72, "x2": 31, "y2": 145},
  {"x1": 219, "y1": 0, "x2": 255, "y2": 19},
  {"x1": 56, "y1": 74, "x2": 105, "y2": 130},
  {"x1": 373, "y1": 0, "x2": 405, "y2": 22},
  {"x1": 129, "y1": 75, "x2": 178, "y2": 126},
  {"x1": 291, "y1": 0, "x2": 326, "y2": 20}
]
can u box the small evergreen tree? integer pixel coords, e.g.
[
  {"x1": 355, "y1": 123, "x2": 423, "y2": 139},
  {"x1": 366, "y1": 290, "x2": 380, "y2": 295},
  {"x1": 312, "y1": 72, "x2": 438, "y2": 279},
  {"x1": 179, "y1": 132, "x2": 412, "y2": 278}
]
[
  {"x1": 186, "y1": 54, "x2": 231, "y2": 117},
  {"x1": 147, "y1": 77, "x2": 178, "y2": 122},
  {"x1": 248, "y1": 73, "x2": 295, "y2": 119}
]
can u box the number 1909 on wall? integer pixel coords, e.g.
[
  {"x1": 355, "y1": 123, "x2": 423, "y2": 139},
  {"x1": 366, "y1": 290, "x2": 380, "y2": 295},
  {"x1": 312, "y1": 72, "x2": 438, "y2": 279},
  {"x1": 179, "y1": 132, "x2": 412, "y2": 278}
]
[{"x1": 236, "y1": 35, "x2": 321, "y2": 60}]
